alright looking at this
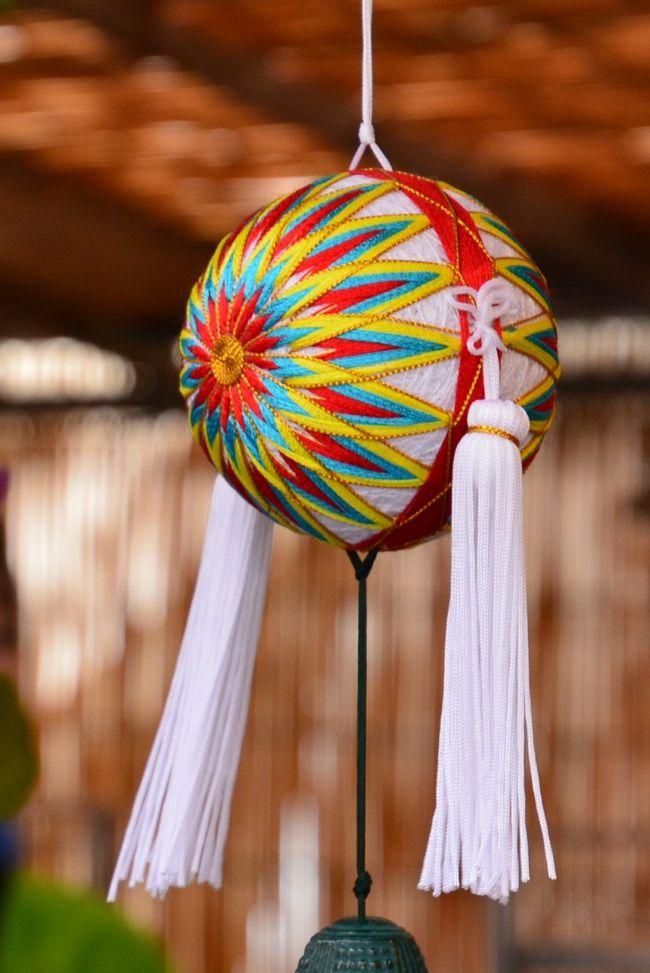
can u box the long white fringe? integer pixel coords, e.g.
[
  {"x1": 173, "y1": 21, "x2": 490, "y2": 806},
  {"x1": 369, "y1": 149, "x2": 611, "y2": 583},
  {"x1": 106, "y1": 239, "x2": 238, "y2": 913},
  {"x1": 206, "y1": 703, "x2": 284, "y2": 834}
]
[
  {"x1": 419, "y1": 280, "x2": 555, "y2": 903},
  {"x1": 418, "y1": 399, "x2": 556, "y2": 903},
  {"x1": 109, "y1": 476, "x2": 274, "y2": 900}
]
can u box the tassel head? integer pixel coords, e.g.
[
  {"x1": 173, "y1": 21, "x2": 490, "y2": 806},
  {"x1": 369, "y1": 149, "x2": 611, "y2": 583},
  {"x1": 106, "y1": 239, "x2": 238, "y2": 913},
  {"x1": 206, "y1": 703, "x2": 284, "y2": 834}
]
[{"x1": 466, "y1": 399, "x2": 531, "y2": 447}]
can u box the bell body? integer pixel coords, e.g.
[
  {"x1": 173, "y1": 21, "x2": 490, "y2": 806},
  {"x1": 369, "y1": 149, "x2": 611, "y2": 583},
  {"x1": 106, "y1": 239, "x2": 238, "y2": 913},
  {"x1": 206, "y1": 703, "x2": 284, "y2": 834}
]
[
  {"x1": 296, "y1": 917, "x2": 428, "y2": 973},
  {"x1": 180, "y1": 169, "x2": 559, "y2": 550}
]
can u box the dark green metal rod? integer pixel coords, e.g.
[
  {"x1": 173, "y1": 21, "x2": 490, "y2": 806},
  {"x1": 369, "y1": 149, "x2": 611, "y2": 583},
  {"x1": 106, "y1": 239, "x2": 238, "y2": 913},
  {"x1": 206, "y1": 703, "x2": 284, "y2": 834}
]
[{"x1": 346, "y1": 548, "x2": 378, "y2": 921}]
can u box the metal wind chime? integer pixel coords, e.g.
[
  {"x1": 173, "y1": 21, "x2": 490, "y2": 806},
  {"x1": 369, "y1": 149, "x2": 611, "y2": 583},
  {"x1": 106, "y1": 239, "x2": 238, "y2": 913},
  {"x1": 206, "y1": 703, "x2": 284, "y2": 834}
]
[{"x1": 109, "y1": 1, "x2": 560, "y2": 968}]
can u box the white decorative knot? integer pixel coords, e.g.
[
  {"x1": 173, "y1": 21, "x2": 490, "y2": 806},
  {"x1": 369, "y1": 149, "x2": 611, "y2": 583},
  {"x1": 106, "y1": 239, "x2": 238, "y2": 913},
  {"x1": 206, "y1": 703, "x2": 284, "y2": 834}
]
[
  {"x1": 358, "y1": 121, "x2": 376, "y2": 144},
  {"x1": 447, "y1": 278, "x2": 517, "y2": 399},
  {"x1": 448, "y1": 279, "x2": 514, "y2": 358}
]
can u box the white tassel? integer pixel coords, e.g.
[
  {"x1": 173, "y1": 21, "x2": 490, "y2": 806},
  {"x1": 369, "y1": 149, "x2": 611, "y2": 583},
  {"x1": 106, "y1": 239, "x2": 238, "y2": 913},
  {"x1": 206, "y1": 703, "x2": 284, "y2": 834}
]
[
  {"x1": 109, "y1": 477, "x2": 274, "y2": 900},
  {"x1": 418, "y1": 282, "x2": 556, "y2": 903}
]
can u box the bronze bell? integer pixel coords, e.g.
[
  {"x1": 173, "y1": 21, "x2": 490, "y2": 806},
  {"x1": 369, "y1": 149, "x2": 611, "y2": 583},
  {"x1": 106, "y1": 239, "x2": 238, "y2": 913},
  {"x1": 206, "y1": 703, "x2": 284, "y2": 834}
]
[{"x1": 295, "y1": 917, "x2": 429, "y2": 972}]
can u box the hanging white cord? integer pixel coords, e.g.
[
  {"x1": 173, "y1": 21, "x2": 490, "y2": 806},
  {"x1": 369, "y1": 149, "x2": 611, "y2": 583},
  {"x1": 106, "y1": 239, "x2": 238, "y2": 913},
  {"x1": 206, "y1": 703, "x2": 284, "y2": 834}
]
[{"x1": 350, "y1": 0, "x2": 392, "y2": 170}]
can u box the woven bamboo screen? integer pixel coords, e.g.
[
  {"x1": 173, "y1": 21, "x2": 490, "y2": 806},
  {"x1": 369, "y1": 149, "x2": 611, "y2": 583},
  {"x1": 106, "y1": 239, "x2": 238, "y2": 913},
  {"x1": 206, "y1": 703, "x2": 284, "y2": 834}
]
[{"x1": 0, "y1": 392, "x2": 648, "y2": 973}]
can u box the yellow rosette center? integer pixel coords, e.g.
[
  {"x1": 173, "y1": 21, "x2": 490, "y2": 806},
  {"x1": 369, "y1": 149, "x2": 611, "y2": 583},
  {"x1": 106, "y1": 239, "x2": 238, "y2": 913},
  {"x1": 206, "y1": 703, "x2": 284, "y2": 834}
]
[{"x1": 211, "y1": 335, "x2": 245, "y2": 386}]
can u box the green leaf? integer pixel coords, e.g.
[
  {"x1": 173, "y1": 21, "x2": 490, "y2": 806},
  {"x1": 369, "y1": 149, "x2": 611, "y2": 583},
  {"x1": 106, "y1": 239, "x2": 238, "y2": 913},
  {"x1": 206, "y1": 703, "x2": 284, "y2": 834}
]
[
  {"x1": 0, "y1": 874, "x2": 174, "y2": 973},
  {"x1": 0, "y1": 677, "x2": 38, "y2": 820}
]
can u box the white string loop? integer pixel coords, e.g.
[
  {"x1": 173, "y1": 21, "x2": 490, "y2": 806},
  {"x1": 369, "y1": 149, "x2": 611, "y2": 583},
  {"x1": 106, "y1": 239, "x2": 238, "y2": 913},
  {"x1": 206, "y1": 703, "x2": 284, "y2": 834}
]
[{"x1": 350, "y1": 0, "x2": 392, "y2": 171}]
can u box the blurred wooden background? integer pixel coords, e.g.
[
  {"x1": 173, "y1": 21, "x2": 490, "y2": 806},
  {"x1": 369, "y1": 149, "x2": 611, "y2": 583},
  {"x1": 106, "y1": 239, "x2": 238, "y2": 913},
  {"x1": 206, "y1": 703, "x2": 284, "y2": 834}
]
[
  {"x1": 0, "y1": 387, "x2": 648, "y2": 973},
  {"x1": 0, "y1": 1, "x2": 648, "y2": 971},
  {"x1": 0, "y1": 0, "x2": 649, "y2": 370}
]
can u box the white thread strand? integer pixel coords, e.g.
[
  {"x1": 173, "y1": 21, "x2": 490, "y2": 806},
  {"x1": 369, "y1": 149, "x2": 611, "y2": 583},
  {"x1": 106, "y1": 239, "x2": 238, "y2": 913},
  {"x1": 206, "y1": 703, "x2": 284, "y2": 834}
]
[
  {"x1": 419, "y1": 284, "x2": 555, "y2": 903},
  {"x1": 108, "y1": 477, "x2": 274, "y2": 901},
  {"x1": 350, "y1": 0, "x2": 392, "y2": 170}
]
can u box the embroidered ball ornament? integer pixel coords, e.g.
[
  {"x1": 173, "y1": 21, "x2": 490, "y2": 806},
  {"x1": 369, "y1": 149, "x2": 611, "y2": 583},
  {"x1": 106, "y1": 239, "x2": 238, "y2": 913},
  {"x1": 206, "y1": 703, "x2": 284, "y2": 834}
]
[{"x1": 179, "y1": 169, "x2": 558, "y2": 551}]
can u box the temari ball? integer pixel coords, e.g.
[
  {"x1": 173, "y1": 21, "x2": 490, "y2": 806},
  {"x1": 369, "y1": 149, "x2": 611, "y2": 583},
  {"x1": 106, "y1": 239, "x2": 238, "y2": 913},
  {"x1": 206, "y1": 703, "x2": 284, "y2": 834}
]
[{"x1": 179, "y1": 169, "x2": 559, "y2": 551}]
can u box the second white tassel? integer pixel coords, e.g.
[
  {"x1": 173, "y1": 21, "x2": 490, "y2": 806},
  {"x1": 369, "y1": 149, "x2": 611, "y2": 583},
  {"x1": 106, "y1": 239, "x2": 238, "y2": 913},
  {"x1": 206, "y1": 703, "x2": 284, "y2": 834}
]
[
  {"x1": 109, "y1": 476, "x2": 274, "y2": 901},
  {"x1": 418, "y1": 398, "x2": 556, "y2": 903}
]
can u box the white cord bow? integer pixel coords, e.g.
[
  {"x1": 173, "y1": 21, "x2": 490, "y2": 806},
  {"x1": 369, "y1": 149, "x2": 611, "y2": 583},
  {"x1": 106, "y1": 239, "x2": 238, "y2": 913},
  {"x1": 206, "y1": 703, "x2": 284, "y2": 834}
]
[{"x1": 447, "y1": 279, "x2": 514, "y2": 399}]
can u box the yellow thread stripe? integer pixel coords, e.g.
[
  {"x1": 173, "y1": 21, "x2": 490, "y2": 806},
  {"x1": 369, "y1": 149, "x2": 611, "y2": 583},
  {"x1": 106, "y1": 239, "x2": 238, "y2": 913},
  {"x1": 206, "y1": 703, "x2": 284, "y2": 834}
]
[{"x1": 467, "y1": 425, "x2": 520, "y2": 447}]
